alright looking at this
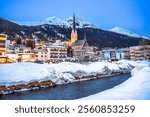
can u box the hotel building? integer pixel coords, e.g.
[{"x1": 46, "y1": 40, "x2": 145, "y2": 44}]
[
  {"x1": 0, "y1": 34, "x2": 7, "y2": 63},
  {"x1": 0, "y1": 34, "x2": 7, "y2": 57}
]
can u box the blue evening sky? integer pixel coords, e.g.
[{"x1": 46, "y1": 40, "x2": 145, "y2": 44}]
[{"x1": 0, "y1": 0, "x2": 150, "y2": 37}]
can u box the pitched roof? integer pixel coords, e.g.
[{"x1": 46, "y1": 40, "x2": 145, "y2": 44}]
[
  {"x1": 33, "y1": 49, "x2": 47, "y2": 52},
  {"x1": 72, "y1": 39, "x2": 88, "y2": 46}
]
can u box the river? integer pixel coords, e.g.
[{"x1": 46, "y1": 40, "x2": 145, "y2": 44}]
[{"x1": 0, "y1": 74, "x2": 131, "y2": 100}]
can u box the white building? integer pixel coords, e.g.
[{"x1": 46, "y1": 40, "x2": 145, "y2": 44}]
[
  {"x1": 14, "y1": 44, "x2": 31, "y2": 53},
  {"x1": 47, "y1": 45, "x2": 68, "y2": 63},
  {"x1": 33, "y1": 49, "x2": 47, "y2": 62},
  {"x1": 101, "y1": 48, "x2": 130, "y2": 61}
]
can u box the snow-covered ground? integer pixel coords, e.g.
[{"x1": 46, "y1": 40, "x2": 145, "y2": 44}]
[
  {"x1": 0, "y1": 60, "x2": 148, "y2": 86},
  {"x1": 0, "y1": 63, "x2": 50, "y2": 86},
  {"x1": 0, "y1": 60, "x2": 150, "y2": 98},
  {"x1": 0, "y1": 60, "x2": 134, "y2": 86},
  {"x1": 79, "y1": 60, "x2": 150, "y2": 100}
]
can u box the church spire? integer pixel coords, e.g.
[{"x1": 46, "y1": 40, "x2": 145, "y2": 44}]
[
  {"x1": 84, "y1": 32, "x2": 87, "y2": 41},
  {"x1": 73, "y1": 13, "x2": 76, "y2": 32},
  {"x1": 70, "y1": 13, "x2": 78, "y2": 46}
]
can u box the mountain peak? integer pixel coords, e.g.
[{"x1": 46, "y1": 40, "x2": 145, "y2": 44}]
[
  {"x1": 16, "y1": 16, "x2": 96, "y2": 28},
  {"x1": 43, "y1": 16, "x2": 64, "y2": 25},
  {"x1": 65, "y1": 16, "x2": 96, "y2": 28},
  {"x1": 42, "y1": 16, "x2": 96, "y2": 28},
  {"x1": 1, "y1": 17, "x2": 150, "y2": 48},
  {"x1": 109, "y1": 27, "x2": 150, "y2": 39}
]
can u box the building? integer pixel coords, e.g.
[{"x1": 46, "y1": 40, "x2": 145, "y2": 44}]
[
  {"x1": 14, "y1": 44, "x2": 31, "y2": 53},
  {"x1": 18, "y1": 53, "x2": 35, "y2": 62},
  {"x1": 130, "y1": 45, "x2": 150, "y2": 61},
  {"x1": 0, "y1": 34, "x2": 7, "y2": 63},
  {"x1": 33, "y1": 49, "x2": 48, "y2": 62},
  {"x1": 0, "y1": 34, "x2": 7, "y2": 57},
  {"x1": 72, "y1": 39, "x2": 90, "y2": 61},
  {"x1": 35, "y1": 43, "x2": 43, "y2": 49},
  {"x1": 7, "y1": 54, "x2": 19, "y2": 62},
  {"x1": 32, "y1": 39, "x2": 69, "y2": 63},
  {"x1": 84, "y1": 51, "x2": 96, "y2": 61},
  {"x1": 101, "y1": 48, "x2": 130, "y2": 61},
  {"x1": 47, "y1": 45, "x2": 68, "y2": 63},
  {"x1": 116, "y1": 48, "x2": 130, "y2": 60},
  {"x1": 25, "y1": 39, "x2": 35, "y2": 49},
  {"x1": 101, "y1": 49, "x2": 114, "y2": 61},
  {"x1": 13, "y1": 44, "x2": 34, "y2": 62},
  {"x1": 0, "y1": 34, "x2": 17, "y2": 63},
  {"x1": 65, "y1": 14, "x2": 90, "y2": 61}
]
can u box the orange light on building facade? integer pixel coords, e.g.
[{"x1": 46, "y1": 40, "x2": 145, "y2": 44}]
[{"x1": 0, "y1": 34, "x2": 7, "y2": 57}]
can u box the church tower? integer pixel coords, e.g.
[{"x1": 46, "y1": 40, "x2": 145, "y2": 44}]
[{"x1": 71, "y1": 13, "x2": 77, "y2": 45}]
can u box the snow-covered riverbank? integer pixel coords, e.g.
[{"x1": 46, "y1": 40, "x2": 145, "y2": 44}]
[
  {"x1": 79, "y1": 61, "x2": 150, "y2": 100},
  {"x1": 0, "y1": 60, "x2": 149, "y2": 96},
  {"x1": 0, "y1": 60, "x2": 133, "y2": 86}
]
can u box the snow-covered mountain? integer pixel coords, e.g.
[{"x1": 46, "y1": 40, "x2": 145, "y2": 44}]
[
  {"x1": 42, "y1": 16, "x2": 96, "y2": 28},
  {"x1": 17, "y1": 18, "x2": 150, "y2": 40},
  {"x1": 42, "y1": 16, "x2": 65, "y2": 25},
  {"x1": 64, "y1": 16, "x2": 96, "y2": 28},
  {"x1": 110, "y1": 27, "x2": 150, "y2": 39},
  {"x1": 1, "y1": 17, "x2": 150, "y2": 48},
  {"x1": 18, "y1": 16, "x2": 96, "y2": 28}
]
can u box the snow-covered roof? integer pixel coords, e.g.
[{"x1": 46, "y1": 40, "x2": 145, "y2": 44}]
[
  {"x1": 7, "y1": 54, "x2": 19, "y2": 58},
  {"x1": 72, "y1": 40, "x2": 88, "y2": 47},
  {"x1": 46, "y1": 45, "x2": 66, "y2": 48},
  {"x1": 130, "y1": 45, "x2": 150, "y2": 49},
  {"x1": 0, "y1": 34, "x2": 7, "y2": 37},
  {"x1": 33, "y1": 49, "x2": 47, "y2": 52},
  {"x1": 102, "y1": 48, "x2": 129, "y2": 53}
]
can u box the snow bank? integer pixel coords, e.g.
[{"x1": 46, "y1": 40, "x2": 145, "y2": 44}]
[
  {"x1": 48, "y1": 61, "x2": 127, "y2": 74},
  {"x1": 0, "y1": 60, "x2": 148, "y2": 87},
  {"x1": 0, "y1": 63, "x2": 49, "y2": 86},
  {"x1": 79, "y1": 61, "x2": 150, "y2": 100}
]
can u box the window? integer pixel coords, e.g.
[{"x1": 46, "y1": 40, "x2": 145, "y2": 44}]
[{"x1": 41, "y1": 55, "x2": 43, "y2": 57}]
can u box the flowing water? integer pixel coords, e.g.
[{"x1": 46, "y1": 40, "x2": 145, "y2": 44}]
[{"x1": 0, "y1": 74, "x2": 131, "y2": 100}]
